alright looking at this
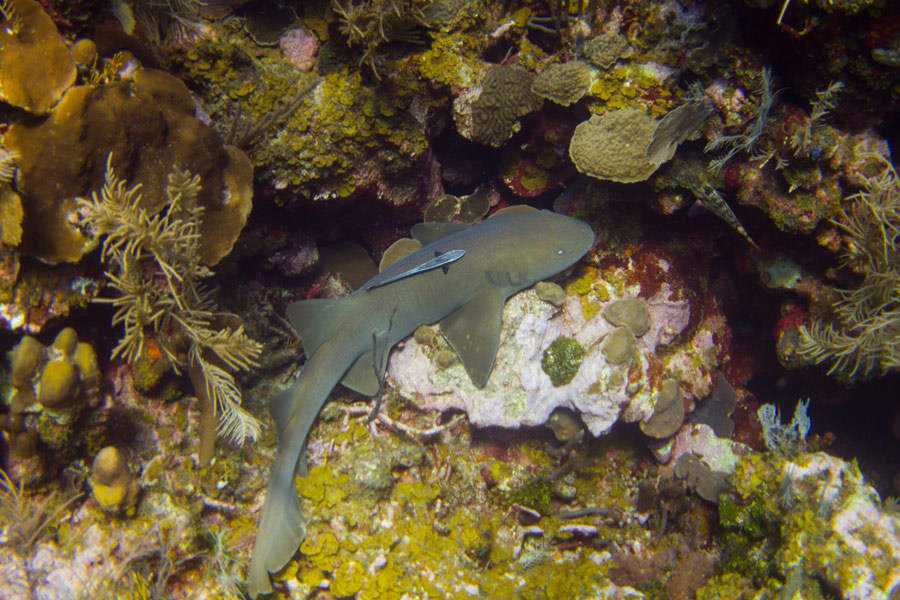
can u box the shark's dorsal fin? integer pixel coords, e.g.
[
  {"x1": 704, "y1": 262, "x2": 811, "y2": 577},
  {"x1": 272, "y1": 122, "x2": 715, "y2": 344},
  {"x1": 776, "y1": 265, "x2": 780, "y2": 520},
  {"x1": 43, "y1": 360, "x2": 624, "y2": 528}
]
[
  {"x1": 378, "y1": 238, "x2": 422, "y2": 272},
  {"x1": 439, "y1": 288, "x2": 508, "y2": 387},
  {"x1": 285, "y1": 297, "x2": 346, "y2": 358},
  {"x1": 410, "y1": 222, "x2": 470, "y2": 246},
  {"x1": 318, "y1": 242, "x2": 378, "y2": 291}
]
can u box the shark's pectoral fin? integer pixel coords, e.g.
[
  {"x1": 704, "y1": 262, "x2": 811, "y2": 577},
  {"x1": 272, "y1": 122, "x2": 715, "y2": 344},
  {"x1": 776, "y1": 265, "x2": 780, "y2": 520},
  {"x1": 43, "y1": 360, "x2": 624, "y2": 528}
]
[
  {"x1": 439, "y1": 289, "x2": 508, "y2": 388},
  {"x1": 410, "y1": 222, "x2": 470, "y2": 245},
  {"x1": 341, "y1": 329, "x2": 392, "y2": 395},
  {"x1": 486, "y1": 268, "x2": 524, "y2": 288},
  {"x1": 342, "y1": 351, "x2": 381, "y2": 396}
]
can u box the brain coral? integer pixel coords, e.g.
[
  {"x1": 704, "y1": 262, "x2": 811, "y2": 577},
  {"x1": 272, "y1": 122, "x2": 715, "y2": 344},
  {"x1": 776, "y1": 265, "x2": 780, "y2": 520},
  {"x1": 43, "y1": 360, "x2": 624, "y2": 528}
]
[
  {"x1": 471, "y1": 66, "x2": 543, "y2": 147},
  {"x1": 568, "y1": 109, "x2": 658, "y2": 183},
  {"x1": 584, "y1": 32, "x2": 633, "y2": 69},
  {"x1": 532, "y1": 61, "x2": 595, "y2": 106}
]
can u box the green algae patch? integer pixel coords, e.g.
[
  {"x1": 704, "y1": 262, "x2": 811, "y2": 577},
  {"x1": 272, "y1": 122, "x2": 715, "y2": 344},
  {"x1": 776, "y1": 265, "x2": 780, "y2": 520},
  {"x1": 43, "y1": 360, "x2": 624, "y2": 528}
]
[
  {"x1": 542, "y1": 336, "x2": 585, "y2": 386},
  {"x1": 505, "y1": 477, "x2": 554, "y2": 515}
]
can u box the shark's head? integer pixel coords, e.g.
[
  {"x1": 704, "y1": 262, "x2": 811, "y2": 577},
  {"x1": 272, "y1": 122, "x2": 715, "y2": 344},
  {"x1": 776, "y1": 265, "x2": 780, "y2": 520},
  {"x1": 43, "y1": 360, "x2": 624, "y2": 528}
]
[{"x1": 493, "y1": 209, "x2": 595, "y2": 286}]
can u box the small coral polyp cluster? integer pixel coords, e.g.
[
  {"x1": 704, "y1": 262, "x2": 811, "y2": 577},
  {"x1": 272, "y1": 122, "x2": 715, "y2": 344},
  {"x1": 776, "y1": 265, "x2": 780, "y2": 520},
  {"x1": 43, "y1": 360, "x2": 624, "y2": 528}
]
[{"x1": 4, "y1": 328, "x2": 100, "y2": 470}]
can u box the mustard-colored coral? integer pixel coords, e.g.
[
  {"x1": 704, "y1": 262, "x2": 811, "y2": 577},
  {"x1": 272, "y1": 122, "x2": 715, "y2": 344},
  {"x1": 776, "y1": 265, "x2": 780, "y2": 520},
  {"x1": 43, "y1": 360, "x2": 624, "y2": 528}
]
[
  {"x1": 414, "y1": 31, "x2": 482, "y2": 88},
  {"x1": 584, "y1": 32, "x2": 633, "y2": 69},
  {"x1": 36, "y1": 359, "x2": 80, "y2": 412},
  {"x1": 532, "y1": 61, "x2": 595, "y2": 106},
  {"x1": 569, "y1": 109, "x2": 659, "y2": 183},
  {"x1": 0, "y1": 181, "x2": 23, "y2": 247},
  {"x1": 0, "y1": 0, "x2": 75, "y2": 114},
  {"x1": 10, "y1": 334, "x2": 42, "y2": 388},
  {"x1": 5, "y1": 64, "x2": 253, "y2": 264},
  {"x1": 89, "y1": 446, "x2": 140, "y2": 515}
]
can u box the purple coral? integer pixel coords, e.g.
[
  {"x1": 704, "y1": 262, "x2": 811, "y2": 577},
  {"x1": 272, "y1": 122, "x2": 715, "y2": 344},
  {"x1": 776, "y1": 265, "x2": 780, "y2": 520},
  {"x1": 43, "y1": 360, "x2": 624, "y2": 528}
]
[{"x1": 279, "y1": 27, "x2": 319, "y2": 72}]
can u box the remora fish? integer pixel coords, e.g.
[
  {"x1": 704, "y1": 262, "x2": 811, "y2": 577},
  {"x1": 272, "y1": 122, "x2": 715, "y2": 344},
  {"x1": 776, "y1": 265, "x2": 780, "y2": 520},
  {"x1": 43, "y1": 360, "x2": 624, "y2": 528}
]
[
  {"x1": 364, "y1": 248, "x2": 467, "y2": 290},
  {"x1": 249, "y1": 209, "x2": 594, "y2": 596}
]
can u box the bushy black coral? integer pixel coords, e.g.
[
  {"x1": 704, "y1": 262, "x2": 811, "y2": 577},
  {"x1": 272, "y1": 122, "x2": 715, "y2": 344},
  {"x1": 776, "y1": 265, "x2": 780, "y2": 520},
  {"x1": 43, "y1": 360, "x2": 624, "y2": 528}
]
[
  {"x1": 798, "y1": 155, "x2": 900, "y2": 379},
  {"x1": 77, "y1": 156, "x2": 263, "y2": 449},
  {"x1": 332, "y1": 0, "x2": 431, "y2": 78}
]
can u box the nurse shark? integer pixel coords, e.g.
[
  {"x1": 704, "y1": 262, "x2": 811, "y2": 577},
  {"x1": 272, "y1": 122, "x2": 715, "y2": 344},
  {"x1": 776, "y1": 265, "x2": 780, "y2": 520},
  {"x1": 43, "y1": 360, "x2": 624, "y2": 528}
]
[{"x1": 249, "y1": 208, "x2": 594, "y2": 596}]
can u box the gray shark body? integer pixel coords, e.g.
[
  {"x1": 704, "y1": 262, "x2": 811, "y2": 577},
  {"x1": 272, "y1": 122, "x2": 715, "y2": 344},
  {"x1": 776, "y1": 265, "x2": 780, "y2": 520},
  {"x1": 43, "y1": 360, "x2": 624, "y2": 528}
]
[{"x1": 248, "y1": 209, "x2": 594, "y2": 596}]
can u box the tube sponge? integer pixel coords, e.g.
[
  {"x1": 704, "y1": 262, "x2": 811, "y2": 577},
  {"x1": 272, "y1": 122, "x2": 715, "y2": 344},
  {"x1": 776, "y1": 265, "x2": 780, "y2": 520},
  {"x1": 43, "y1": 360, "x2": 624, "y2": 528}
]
[
  {"x1": 73, "y1": 342, "x2": 100, "y2": 389},
  {"x1": 51, "y1": 327, "x2": 79, "y2": 355}
]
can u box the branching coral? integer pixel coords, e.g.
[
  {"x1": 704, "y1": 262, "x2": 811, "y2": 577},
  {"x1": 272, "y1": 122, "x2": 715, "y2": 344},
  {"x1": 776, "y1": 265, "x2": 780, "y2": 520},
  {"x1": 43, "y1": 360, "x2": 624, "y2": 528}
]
[
  {"x1": 798, "y1": 156, "x2": 900, "y2": 379},
  {"x1": 77, "y1": 156, "x2": 262, "y2": 462},
  {"x1": 0, "y1": 0, "x2": 23, "y2": 34},
  {"x1": 788, "y1": 80, "x2": 844, "y2": 154},
  {"x1": 0, "y1": 147, "x2": 18, "y2": 182},
  {"x1": 0, "y1": 469, "x2": 80, "y2": 553},
  {"x1": 705, "y1": 67, "x2": 778, "y2": 173},
  {"x1": 332, "y1": 0, "x2": 430, "y2": 78}
]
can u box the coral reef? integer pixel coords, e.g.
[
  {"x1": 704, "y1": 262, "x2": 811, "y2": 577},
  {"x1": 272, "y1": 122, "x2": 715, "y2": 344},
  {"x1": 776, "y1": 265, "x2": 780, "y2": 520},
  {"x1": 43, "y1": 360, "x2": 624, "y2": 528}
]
[
  {"x1": 569, "y1": 109, "x2": 660, "y2": 184},
  {"x1": 465, "y1": 65, "x2": 544, "y2": 147},
  {"x1": 89, "y1": 446, "x2": 140, "y2": 516},
  {"x1": 0, "y1": 0, "x2": 76, "y2": 115},
  {"x1": 532, "y1": 60, "x2": 596, "y2": 107},
  {"x1": 3, "y1": 328, "x2": 102, "y2": 474},
  {"x1": 4, "y1": 63, "x2": 252, "y2": 264},
  {"x1": 0, "y1": 0, "x2": 899, "y2": 597}
]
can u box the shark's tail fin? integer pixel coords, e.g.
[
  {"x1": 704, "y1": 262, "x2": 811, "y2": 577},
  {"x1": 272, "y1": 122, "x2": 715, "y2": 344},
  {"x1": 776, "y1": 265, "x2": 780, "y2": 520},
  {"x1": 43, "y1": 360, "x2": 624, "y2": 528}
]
[
  {"x1": 248, "y1": 430, "x2": 309, "y2": 597},
  {"x1": 249, "y1": 378, "x2": 318, "y2": 597}
]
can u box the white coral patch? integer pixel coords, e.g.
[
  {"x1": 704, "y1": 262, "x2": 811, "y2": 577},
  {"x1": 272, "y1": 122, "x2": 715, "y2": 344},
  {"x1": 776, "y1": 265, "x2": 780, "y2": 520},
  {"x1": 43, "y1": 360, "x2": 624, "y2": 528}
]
[{"x1": 388, "y1": 283, "x2": 696, "y2": 436}]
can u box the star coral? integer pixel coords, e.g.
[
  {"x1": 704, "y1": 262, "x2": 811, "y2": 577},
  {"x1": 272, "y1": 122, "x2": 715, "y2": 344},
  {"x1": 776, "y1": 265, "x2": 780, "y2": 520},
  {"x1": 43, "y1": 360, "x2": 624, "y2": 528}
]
[
  {"x1": 569, "y1": 109, "x2": 659, "y2": 183},
  {"x1": 541, "y1": 336, "x2": 586, "y2": 387}
]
